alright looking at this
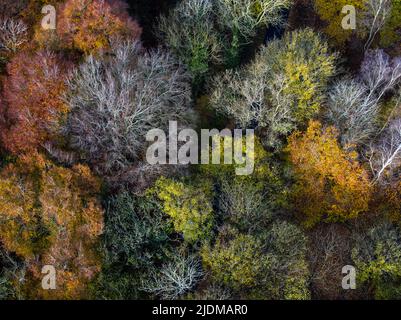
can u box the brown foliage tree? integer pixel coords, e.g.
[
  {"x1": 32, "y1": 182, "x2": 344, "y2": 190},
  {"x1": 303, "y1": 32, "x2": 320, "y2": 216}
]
[
  {"x1": 1, "y1": 0, "x2": 28, "y2": 19},
  {"x1": 0, "y1": 153, "x2": 103, "y2": 299},
  {"x1": 57, "y1": 0, "x2": 142, "y2": 54}
]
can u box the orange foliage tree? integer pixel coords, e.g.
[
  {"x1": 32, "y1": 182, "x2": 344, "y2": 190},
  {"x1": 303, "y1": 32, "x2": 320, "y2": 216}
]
[
  {"x1": 21, "y1": 1, "x2": 63, "y2": 26},
  {"x1": 0, "y1": 50, "x2": 71, "y2": 154},
  {"x1": 0, "y1": 153, "x2": 104, "y2": 299},
  {"x1": 286, "y1": 120, "x2": 372, "y2": 226},
  {"x1": 57, "y1": 0, "x2": 142, "y2": 54}
]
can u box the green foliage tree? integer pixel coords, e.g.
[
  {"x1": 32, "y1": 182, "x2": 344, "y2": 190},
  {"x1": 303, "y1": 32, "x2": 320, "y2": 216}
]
[
  {"x1": 380, "y1": 0, "x2": 401, "y2": 47},
  {"x1": 158, "y1": 0, "x2": 293, "y2": 84},
  {"x1": 314, "y1": 0, "x2": 398, "y2": 48},
  {"x1": 266, "y1": 221, "x2": 310, "y2": 299},
  {"x1": 201, "y1": 222, "x2": 310, "y2": 299},
  {"x1": 151, "y1": 177, "x2": 214, "y2": 244},
  {"x1": 210, "y1": 28, "x2": 337, "y2": 149},
  {"x1": 217, "y1": 167, "x2": 289, "y2": 233},
  {"x1": 198, "y1": 134, "x2": 289, "y2": 233},
  {"x1": 158, "y1": 0, "x2": 222, "y2": 85},
  {"x1": 352, "y1": 223, "x2": 401, "y2": 299},
  {"x1": 104, "y1": 192, "x2": 172, "y2": 267},
  {"x1": 199, "y1": 134, "x2": 273, "y2": 178},
  {"x1": 215, "y1": 0, "x2": 293, "y2": 67},
  {"x1": 95, "y1": 192, "x2": 173, "y2": 299},
  {"x1": 201, "y1": 227, "x2": 274, "y2": 294}
]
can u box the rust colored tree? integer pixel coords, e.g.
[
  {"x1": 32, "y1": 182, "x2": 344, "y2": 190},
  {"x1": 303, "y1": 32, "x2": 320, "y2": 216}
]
[
  {"x1": 57, "y1": 0, "x2": 142, "y2": 54},
  {"x1": 0, "y1": 50, "x2": 71, "y2": 154}
]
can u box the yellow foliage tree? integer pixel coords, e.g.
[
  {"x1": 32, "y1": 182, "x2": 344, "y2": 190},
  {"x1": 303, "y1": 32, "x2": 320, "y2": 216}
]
[
  {"x1": 0, "y1": 153, "x2": 103, "y2": 299},
  {"x1": 199, "y1": 134, "x2": 273, "y2": 180},
  {"x1": 151, "y1": 177, "x2": 214, "y2": 243},
  {"x1": 313, "y1": 0, "x2": 365, "y2": 44},
  {"x1": 286, "y1": 120, "x2": 372, "y2": 226}
]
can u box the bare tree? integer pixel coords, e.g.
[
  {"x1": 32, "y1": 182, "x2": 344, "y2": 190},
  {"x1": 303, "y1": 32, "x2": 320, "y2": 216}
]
[
  {"x1": 360, "y1": 50, "x2": 401, "y2": 103},
  {"x1": 361, "y1": 0, "x2": 392, "y2": 51},
  {"x1": 141, "y1": 255, "x2": 203, "y2": 299},
  {"x1": 43, "y1": 141, "x2": 77, "y2": 166},
  {"x1": 158, "y1": 0, "x2": 222, "y2": 81},
  {"x1": 218, "y1": 178, "x2": 272, "y2": 232},
  {"x1": 369, "y1": 118, "x2": 401, "y2": 184},
  {"x1": 0, "y1": 248, "x2": 26, "y2": 299},
  {"x1": 106, "y1": 161, "x2": 188, "y2": 194},
  {"x1": 325, "y1": 78, "x2": 379, "y2": 146},
  {"x1": 308, "y1": 224, "x2": 355, "y2": 299},
  {"x1": 64, "y1": 40, "x2": 194, "y2": 175},
  {"x1": 326, "y1": 50, "x2": 401, "y2": 147},
  {"x1": 190, "y1": 284, "x2": 232, "y2": 300},
  {"x1": 210, "y1": 63, "x2": 296, "y2": 149},
  {"x1": 210, "y1": 67, "x2": 269, "y2": 127},
  {"x1": 216, "y1": 0, "x2": 292, "y2": 38},
  {"x1": 210, "y1": 51, "x2": 294, "y2": 144},
  {"x1": 0, "y1": 18, "x2": 28, "y2": 52}
]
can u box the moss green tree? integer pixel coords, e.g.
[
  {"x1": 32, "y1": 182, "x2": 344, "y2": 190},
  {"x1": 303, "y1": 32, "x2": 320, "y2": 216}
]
[
  {"x1": 313, "y1": 0, "x2": 365, "y2": 44},
  {"x1": 352, "y1": 223, "x2": 401, "y2": 299},
  {"x1": 380, "y1": 0, "x2": 401, "y2": 47},
  {"x1": 158, "y1": 0, "x2": 293, "y2": 84},
  {"x1": 201, "y1": 222, "x2": 310, "y2": 299},
  {"x1": 96, "y1": 192, "x2": 174, "y2": 299}
]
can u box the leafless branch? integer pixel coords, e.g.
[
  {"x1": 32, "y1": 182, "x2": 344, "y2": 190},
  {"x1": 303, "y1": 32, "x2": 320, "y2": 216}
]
[
  {"x1": 0, "y1": 18, "x2": 28, "y2": 52},
  {"x1": 141, "y1": 255, "x2": 203, "y2": 299},
  {"x1": 369, "y1": 118, "x2": 401, "y2": 184}
]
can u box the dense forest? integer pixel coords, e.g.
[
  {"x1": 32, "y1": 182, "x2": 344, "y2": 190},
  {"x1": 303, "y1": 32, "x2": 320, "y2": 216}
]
[{"x1": 0, "y1": 0, "x2": 400, "y2": 300}]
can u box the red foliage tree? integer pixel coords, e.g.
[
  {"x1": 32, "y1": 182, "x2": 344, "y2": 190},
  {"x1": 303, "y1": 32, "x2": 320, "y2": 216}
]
[{"x1": 0, "y1": 50, "x2": 71, "y2": 154}]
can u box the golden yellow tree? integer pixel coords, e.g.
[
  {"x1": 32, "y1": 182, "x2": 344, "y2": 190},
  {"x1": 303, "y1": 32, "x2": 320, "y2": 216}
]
[{"x1": 286, "y1": 120, "x2": 372, "y2": 226}]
